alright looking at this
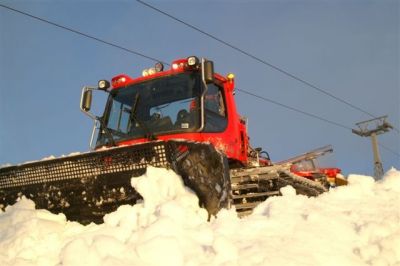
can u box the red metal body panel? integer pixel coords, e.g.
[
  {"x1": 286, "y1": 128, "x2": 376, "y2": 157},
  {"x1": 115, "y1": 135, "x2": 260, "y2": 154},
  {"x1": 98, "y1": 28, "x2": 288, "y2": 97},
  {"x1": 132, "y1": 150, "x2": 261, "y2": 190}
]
[
  {"x1": 111, "y1": 59, "x2": 198, "y2": 90},
  {"x1": 290, "y1": 164, "x2": 341, "y2": 180},
  {"x1": 320, "y1": 167, "x2": 341, "y2": 178},
  {"x1": 290, "y1": 169, "x2": 319, "y2": 180}
]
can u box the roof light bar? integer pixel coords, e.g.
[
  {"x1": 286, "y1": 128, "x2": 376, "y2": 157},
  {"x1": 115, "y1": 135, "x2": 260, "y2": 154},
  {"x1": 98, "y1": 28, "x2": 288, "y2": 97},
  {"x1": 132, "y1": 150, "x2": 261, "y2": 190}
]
[
  {"x1": 142, "y1": 62, "x2": 165, "y2": 77},
  {"x1": 142, "y1": 57, "x2": 201, "y2": 77},
  {"x1": 171, "y1": 56, "x2": 200, "y2": 71},
  {"x1": 111, "y1": 74, "x2": 133, "y2": 88}
]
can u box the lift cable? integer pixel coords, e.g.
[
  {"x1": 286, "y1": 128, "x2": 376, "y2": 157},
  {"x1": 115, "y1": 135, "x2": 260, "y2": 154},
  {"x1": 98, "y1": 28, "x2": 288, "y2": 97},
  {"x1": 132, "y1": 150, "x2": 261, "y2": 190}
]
[
  {"x1": 1, "y1": 3, "x2": 398, "y2": 159},
  {"x1": 236, "y1": 88, "x2": 352, "y2": 131},
  {"x1": 236, "y1": 88, "x2": 400, "y2": 158},
  {"x1": 0, "y1": 2, "x2": 347, "y2": 131},
  {"x1": 378, "y1": 144, "x2": 400, "y2": 158},
  {"x1": 0, "y1": 3, "x2": 168, "y2": 66},
  {"x1": 136, "y1": 0, "x2": 400, "y2": 135}
]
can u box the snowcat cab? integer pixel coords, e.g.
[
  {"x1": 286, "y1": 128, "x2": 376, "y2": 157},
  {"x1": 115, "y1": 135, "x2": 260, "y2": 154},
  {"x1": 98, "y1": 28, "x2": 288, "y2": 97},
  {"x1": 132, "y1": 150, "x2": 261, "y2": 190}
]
[{"x1": 82, "y1": 57, "x2": 252, "y2": 167}]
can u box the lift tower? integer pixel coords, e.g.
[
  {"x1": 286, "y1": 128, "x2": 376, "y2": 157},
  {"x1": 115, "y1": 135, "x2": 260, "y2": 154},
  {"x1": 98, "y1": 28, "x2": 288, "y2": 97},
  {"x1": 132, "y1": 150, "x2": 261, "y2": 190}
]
[{"x1": 352, "y1": 116, "x2": 393, "y2": 179}]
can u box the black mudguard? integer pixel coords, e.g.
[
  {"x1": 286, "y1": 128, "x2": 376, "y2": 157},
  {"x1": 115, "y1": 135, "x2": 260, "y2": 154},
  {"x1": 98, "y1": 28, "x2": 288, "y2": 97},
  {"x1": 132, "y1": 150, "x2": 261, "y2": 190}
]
[{"x1": 0, "y1": 141, "x2": 230, "y2": 224}]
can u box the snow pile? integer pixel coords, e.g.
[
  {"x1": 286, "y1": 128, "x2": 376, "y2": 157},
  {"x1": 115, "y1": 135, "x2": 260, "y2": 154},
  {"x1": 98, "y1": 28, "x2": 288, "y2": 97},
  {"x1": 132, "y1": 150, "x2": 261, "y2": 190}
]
[{"x1": 0, "y1": 167, "x2": 399, "y2": 266}]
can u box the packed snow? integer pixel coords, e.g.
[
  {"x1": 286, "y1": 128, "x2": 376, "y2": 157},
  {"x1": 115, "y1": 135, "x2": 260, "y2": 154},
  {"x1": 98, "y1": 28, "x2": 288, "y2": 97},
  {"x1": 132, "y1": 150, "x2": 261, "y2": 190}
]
[{"x1": 1, "y1": 167, "x2": 399, "y2": 266}]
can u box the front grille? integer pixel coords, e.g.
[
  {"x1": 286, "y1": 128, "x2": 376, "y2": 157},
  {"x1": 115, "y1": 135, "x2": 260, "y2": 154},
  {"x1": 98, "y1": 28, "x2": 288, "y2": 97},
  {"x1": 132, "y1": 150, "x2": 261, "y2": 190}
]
[{"x1": 0, "y1": 142, "x2": 170, "y2": 189}]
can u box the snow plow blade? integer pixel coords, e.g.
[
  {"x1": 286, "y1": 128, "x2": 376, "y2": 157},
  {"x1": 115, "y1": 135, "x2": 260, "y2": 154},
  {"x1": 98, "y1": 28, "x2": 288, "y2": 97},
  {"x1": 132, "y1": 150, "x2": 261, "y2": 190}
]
[{"x1": 0, "y1": 141, "x2": 230, "y2": 224}]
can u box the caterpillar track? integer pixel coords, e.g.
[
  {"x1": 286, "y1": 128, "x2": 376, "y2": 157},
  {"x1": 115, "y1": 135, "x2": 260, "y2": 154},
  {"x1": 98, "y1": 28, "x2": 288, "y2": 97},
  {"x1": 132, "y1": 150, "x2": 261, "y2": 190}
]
[
  {"x1": 0, "y1": 141, "x2": 231, "y2": 224},
  {"x1": 0, "y1": 141, "x2": 328, "y2": 224},
  {"x1": 230, "y1": 166, "x2": 327, "y2": 217}
]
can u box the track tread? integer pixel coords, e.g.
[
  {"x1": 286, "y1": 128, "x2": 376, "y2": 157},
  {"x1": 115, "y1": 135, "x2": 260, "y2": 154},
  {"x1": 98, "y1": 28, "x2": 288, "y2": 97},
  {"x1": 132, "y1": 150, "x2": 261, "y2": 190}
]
[
  {"x1": 230, "y1": 166, "x2": 327, "y2": 216},
  {"x1": 171, "y1": 143, "x2": 230, "y2": 219}
]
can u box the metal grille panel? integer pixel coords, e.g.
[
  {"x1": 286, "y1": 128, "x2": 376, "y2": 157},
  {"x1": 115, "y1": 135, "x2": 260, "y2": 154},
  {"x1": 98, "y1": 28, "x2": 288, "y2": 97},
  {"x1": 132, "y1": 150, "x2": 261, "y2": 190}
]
[
  {"x1": 0, "y1": 142, "x2": 169, "y2": 189},
  {"x1": 0, "y1": 140, "x2": 216, "y2": 224}
]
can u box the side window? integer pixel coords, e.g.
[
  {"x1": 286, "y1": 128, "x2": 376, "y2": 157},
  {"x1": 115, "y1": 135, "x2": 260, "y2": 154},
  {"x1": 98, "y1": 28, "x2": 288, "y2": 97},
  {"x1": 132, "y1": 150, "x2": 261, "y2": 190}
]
[
  {"x1": 205, "y1": 84, "x2": 226, "y2": 117},
  {"x1": 107, "y1": 101, "x2": 131, "y2": 134},
  {"x1": 204, "y1": 84, "x2": 228, "y2": 132}
]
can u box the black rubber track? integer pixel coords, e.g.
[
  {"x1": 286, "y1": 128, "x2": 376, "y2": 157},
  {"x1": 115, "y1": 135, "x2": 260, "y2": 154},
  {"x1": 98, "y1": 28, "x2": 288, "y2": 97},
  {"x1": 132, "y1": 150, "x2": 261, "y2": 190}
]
[
  {"x1": 0, "y1": 141, "x2": 231, "y2": 224},
  {"x1": 173, "y1": 144, "x2": 231, "y2": 219}
]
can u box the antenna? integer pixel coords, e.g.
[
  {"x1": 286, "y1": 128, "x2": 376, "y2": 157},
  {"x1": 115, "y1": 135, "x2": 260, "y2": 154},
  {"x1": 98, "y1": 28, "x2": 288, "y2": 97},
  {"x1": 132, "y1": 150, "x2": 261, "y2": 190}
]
[{"x1": 352, "y1": 116, "x2": 393, "y2": 179}]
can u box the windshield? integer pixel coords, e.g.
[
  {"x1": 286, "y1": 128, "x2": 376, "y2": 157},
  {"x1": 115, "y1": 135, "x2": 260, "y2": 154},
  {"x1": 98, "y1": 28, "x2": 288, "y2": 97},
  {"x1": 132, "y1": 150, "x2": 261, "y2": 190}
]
[{"x1": 97, "y1": 72, "x2": 202, "y2": 146}]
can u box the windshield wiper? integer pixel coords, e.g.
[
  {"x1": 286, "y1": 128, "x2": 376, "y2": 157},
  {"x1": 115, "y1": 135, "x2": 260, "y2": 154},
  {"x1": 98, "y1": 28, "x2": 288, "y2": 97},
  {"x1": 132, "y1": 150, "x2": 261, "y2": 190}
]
[
  {"x1": 129, "y1": 93, "x2": 157, "y2": 141},
  {"x1": 99, "y1": 116, "x2": 116, "y2": 147}
]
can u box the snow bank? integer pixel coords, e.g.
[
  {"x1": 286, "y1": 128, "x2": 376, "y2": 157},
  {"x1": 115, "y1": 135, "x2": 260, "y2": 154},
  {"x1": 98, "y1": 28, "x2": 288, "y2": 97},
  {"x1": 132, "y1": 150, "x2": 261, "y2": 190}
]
[{"x1": 0, "y1": 167, "x2": 399, "y2": 266}]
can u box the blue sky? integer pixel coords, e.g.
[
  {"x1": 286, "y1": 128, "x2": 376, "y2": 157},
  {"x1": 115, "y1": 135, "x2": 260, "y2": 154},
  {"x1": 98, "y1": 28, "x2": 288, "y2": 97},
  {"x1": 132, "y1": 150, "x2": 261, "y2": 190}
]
[{"x1": 0, "y1": 0, "x2": 399, "y2": 176}]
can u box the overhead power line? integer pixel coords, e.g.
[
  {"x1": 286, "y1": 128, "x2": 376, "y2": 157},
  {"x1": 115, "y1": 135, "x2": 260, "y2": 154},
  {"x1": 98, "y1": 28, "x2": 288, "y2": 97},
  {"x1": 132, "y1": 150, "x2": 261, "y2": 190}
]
[
  {"x1": 237, "y1": 88, "x2": 400, "y2": 159},
  {"x1": 379, "y1": 143, "x2": 400, "y2": 158},
  {"x1": 0, "y1": 3, "x2": 168, "y2": 65},
  {"x1": 2, "y1": 2, "x2": 346, "y2": 131},
  {"x1": 236, "y1": 88, "x2": 352, "y2": 131},
  {"x1": 1, "y1": 4, "x2": 399, "y2": 159},
  {"x1": 136, "y1": 0, "x2": 400, "y2": 135}
]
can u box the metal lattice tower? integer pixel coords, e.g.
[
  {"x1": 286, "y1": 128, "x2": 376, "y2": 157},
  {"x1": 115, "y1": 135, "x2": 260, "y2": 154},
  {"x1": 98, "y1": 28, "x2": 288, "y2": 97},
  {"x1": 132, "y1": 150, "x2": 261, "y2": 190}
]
[{"x1": 352, "y1": 116, "x2": 393, "y2": 179}]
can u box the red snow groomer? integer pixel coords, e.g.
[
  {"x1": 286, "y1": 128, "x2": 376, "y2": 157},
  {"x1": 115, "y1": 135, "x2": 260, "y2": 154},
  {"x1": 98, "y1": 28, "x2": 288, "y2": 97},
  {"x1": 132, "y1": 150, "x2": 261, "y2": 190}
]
[{"x1": 0, "y1": 57, "x2": 343, "y2": 224}]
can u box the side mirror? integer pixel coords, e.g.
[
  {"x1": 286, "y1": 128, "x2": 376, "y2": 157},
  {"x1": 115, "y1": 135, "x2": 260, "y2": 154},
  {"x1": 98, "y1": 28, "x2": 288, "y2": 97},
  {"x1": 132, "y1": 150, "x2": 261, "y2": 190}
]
[
  {"x1": 203, "y1": 60, "x2": 214, "y2": 84},
  {"x1": 81, "y1": 89, "x2": 93, "y2": 112}
]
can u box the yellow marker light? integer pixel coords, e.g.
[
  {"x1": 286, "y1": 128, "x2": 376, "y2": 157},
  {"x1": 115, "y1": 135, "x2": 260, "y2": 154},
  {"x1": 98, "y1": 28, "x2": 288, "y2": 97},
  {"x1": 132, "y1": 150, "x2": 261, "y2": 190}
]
[{"x1": 227, "y1": 73, "x2": 235, "y2": 80}]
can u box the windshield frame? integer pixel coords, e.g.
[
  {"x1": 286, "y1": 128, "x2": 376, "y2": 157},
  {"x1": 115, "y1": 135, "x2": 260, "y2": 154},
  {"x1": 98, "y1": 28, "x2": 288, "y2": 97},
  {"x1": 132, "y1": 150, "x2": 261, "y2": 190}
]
[{"x1": 96, "y1": 72, "x2": 203, "y2": 147}]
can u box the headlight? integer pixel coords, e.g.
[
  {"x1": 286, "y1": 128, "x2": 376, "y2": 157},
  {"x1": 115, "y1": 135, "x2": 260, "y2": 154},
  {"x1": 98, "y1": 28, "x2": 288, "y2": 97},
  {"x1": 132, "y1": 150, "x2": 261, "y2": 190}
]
[
  {"x1": 148, "y1": 67, "x2": 156, "y2": 75},
  {"x1": 187, "y1": 56, "x2": 199, "y2": 66},
  {"x1": 98, "y1": 80, "x2": 110, "y2": 90}
]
